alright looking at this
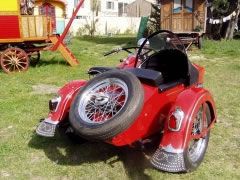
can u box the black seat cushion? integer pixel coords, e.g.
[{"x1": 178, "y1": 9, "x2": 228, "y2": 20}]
[
  {"x1": 126, "y1": 68, "x2": 164, "y2": 86},
  {"x1": 142, "y1": 49, "x2": 189, "y2": 83}
]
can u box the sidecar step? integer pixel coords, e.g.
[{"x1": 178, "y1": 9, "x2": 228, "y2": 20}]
[
  {"x1": 151, "y1": 148, "x2": 186, "y2": 172},
  {"x1": 36, "y1": 119, "x2": 58, "y2": 137}
]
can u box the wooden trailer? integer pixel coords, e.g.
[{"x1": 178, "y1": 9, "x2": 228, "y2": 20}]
[
  {"x1": 160, "y1": 0, "x2": 207, "y2": 49},
  {"x1": 0, "y1": 0, "x2": 82, "y2": 74}
]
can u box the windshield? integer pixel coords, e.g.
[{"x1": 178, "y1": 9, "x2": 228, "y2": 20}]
[
  {"x1": 143, "y1": 30, "x2": 185, "y2": 52},
  {"x1": 136, "y1": 30, "x2": 186, "y2": 67}
]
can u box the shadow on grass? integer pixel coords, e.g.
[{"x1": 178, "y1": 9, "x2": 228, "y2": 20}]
[
  {"x1": 32, "y1": 58, "x2": 69, "y2": 68},
  {"x1": 76, "y1": 36, "x2": 137, "y2": 46},
  {"x1": 29, "y1": 134, "x2": 159, "y2": 179}
]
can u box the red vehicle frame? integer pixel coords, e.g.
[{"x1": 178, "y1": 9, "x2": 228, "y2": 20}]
[{"x1": 36, "y1": 30, "x2": 216, "y2": 173}]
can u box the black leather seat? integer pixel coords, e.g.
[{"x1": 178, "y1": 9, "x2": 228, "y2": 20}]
[{"x1": 126, "y1": 68, "x2": 164, "y2": 87}]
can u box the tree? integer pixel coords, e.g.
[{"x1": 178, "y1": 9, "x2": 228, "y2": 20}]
[
  {"x1": 85, "y1": 0, "x2": 100, "y2": 37},
  {"x1": 147, "y1": 3, "x2": 161, "y2": 35},
  {"x1": 224, "y1": 0, "x2": 240, "y2": 39},
  {"x1": 209, "y1": 0, "x2": 240, "y2": 39}
]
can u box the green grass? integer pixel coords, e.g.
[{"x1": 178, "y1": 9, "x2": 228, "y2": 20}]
[{"x1": 0, "y1": 37, "x2": 240, "y2": 179}]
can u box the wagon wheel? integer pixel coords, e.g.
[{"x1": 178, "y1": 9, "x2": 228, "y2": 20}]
[
  {"x1": 0, "y1": 47, "x2": 29, "y2": 74},
  {"x1": 29, "y1": 51, "x2": 40, "y2": 66}
]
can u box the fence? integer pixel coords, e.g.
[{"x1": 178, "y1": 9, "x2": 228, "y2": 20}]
[{"x1": 67, "y1": 16, "x2": 141, "y2": 36}]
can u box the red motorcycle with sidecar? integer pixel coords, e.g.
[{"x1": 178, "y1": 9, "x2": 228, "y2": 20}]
[{"x1": 36, "y1": 30, "x2": 217, "y2": 173}]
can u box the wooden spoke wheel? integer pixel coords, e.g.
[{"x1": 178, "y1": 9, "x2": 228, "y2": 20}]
[{"x1": 0, "y1": 47, "x2": 29, "y2": 74}]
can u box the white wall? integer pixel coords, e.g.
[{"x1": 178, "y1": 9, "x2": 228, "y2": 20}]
[
  {"x1": 66, "y1": 0, "x2": 91, "y2": 18},
  {"x1": 68, "y1": 16, "x2": 141, "y2": 35},
  {"x1": 66, "y1": 0, "x2": 136, "y2": 18}
]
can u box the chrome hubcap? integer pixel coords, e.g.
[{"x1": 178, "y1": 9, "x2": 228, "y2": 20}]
[{"x1": 78, "y1": 78, "x2": 128, "y2": 124}]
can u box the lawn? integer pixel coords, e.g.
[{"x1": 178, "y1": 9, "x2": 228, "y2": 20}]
[{"x1": 0, "y1": 37, "x2": 239, "y2": 179}]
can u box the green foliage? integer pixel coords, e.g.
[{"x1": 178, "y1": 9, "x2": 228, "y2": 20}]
[
  {"x1": 212, "y1": 0, "x2": 230, "y2": 17},
  {"x1": 208, "y1": 0, "x2": 239, "y2": 39},
  {"x1": 147, "y1": 3, "x2": 161, "y2": 35},
  {"x1": 85, "y1": 0, "x2": 100, "y2": 37}
]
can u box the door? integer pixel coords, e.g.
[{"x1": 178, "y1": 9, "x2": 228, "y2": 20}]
[
  {"x1": 172, "y1": 0, "x2": 193, "y2": 32},
  {"x1": 161, "y1": 0, "x2": 172, "y2": 30},
  {"x1": 39, "y1": 3, "x2": 56, "y2": 33}
]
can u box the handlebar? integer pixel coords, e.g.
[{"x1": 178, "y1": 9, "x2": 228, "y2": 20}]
[
  {"x1": 104, "y1": 47, "x2": 140, "y2": 57},
  {"x1": 104, "y1": 48, "x2": 122, "y2": 56}
]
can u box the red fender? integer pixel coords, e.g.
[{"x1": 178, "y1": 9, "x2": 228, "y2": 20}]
[
  {"x1": 47, "y1": 80, "x2": 87, "y2": 122},
  {"x1": 159, "y1": 87, "x2": 217, "y2": 152}
]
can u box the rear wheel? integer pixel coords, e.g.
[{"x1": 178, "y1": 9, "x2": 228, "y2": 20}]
[
  {"x1": 29, "y1": 51, "x2": 40, "y2": 66},
  {"x1": 184, "y1": 103, "x2": 211, "y2": 172},
  {"x1": 69, "y1": 70, "x2": 144, "y2": 141},
  {"x1": 198, "y1": 36, "x2": 203, "y2": 49}
]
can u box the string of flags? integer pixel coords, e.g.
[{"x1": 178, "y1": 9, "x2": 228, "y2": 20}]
[{"x1": 208, "y1": 9, "x2": 238, "y2": 24}]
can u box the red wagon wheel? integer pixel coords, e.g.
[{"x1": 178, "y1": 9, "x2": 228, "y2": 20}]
[{"x1": 0, "y1": 47, "x2": 29, "y2": 74}]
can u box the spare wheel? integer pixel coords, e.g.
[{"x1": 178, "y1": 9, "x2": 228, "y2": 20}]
[{"x1": 69, "y1": 69, "x2": 144, "y2": 140}]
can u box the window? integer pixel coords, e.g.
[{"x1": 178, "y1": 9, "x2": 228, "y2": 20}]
[
  {"x1": 106, "y1": 1, "x2": 114, "y2": 10},
  {"x1": 123, "y1": 3, "x2": 128, "y2": 13},
  {"x1": 185, "y1": 0, "x2": 193, "y2": 13},
  {"x1": 76, "y1": 15, "x2": 87, "y2": 19},
  {"x1": 74, "y1": 0, "x2": 84, "y2": 8},
  {"x1": 173, "y1": 0, "x2": 181, "y2": 13}
]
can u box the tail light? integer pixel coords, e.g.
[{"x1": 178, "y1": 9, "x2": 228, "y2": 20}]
[
  {"x1": 49, "y1": 96, "x2": 61, "y2": 112},
  {"x1": 168, "y1": 108, "x2": 184, "y2": 131}
]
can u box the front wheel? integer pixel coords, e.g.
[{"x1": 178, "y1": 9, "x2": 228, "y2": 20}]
[{"x1": 184, "y1": 103, "x2": 211, "y2": 172}]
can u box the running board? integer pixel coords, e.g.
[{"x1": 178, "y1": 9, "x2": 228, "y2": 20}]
[{"x1": 49, "y1": 36, "x2": 79, "y2": 66}]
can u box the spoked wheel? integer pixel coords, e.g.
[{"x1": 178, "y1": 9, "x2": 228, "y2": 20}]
[
  {"x1": 184, "y1": 103, "x2": 211, "y2": 172},
  {"x1": 69, "y1": 70, "x2": 144, "y2": 140},
  {"x1": 29, "y1": 51, "x2": 40, "y2": 66},
  {"x1": 79, "y1": 78, "x2": 128, "y2": 124},
  {"x1": 0, "y1": 47, "x2": 29, "y2": 74}
]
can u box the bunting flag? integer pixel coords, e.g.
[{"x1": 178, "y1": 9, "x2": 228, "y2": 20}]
[{"x1": 208, "y1": 9, "x2": 238, "y2": 24}]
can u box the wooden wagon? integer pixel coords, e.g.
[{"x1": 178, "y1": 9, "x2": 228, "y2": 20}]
[
  {"x1": 160, "y1": 0, "x2": 207, "y2": 49},
  {"x1": 0, "y1": 0, "x2": 82, "y2": 74}
]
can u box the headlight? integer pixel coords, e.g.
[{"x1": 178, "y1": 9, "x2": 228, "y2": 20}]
[{"x1": 49, "y1": 96, "x2": 61, "y2": 112}]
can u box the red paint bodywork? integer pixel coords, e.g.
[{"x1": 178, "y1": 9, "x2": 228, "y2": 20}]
[
  {"x1": 48, "y1": 80, "x2": 87, "y2": 121},
  {"x1": 0, "y1": 16, "x2": 21, "y2": 39},
  {"x1": 46, "y1": 54, "x2": 216, "y2": 150}
]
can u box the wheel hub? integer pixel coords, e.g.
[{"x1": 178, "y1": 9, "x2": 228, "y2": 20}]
[
  {"x1": 94, "y1": 94, "x2": 110, "y2": 106},
  {"x1": 78, "y1": 78, "x2": 128, "y2": 124},
  {"x1": 11, "y1": 57, "x2": 18, "y2": 65}
]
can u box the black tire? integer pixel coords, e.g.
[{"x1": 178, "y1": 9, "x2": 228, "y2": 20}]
[
  {"x1": 65, "y1": 130, "x2": 88, "y2": 144},
  {"x1": 30, "y1": 51, "x2": 40, "y2": 66},
  {"x1": 184, "y1": 103, "x2": 211, "y2": 172},
  {"x1": 198, "y1": 36, "x2": 203, "y2": 49},
  {"x1": 58, "y1": 122, "x2": 87, "y2": 144},
  {"x1": 69, "y1": 69, "x2": 144, "y2": 141}
]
